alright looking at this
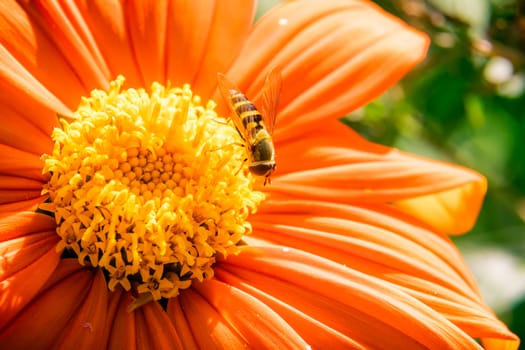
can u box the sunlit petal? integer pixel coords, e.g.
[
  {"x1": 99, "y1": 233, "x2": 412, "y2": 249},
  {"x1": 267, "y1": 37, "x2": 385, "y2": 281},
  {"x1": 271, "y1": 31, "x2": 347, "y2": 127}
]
[
  {"x1": 0, "y1": 43, "x2": 69, "y2": 124},
  {"x1": 193, "y1": 278, "x2": 308, "y2": 348},
  {"x1": 136, "y1": 299, "x2": 184, "y2": 349},
  {"x1": 0, "y1": 0, "x2": 88, "y2": 109},
  {"x1": 219, "y1": 0, "x2": 429, "y2": 142},
  {"x1": 395, "y1": 181, "x2": 487, "y2": 234},
  {"x1": 217, "y1": 245, "x2": 483, "y2": 349},
  {"x1": 33, "y1": 0, "x2": 114, "y2": 89},
  {"x1": 0, "y1": 104, "x2": 53, "y2": 154},
  {"x1": 166, "y1": 297, "x2": 200, "y2": 349},
  {"x1": 72, "y1": 0, "x2": 141, "y2": 87},
  {"x1": 166, "y1": 0, "x2": 256, "y2": 98},
  {"x1": 178, "y1": 287, "x2": 249, "y2": 349},
  {"x1": 254, "y1": 200, "x2": 481, "y2": 297},
  {"x1": 270, "y1": 120, "x2": 486, "y2": 234},
  {"x1": 124, "y1": 0, "x2": 168, "y2": 86},
  {"x1": 251, "y1": 199, "x2": 518, "y2": 346}
]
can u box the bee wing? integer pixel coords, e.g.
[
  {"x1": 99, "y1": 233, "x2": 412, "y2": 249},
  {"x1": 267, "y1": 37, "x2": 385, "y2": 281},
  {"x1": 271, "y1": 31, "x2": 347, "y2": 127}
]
[
  {"x1": 261, "y1": 66, "x2": 282, "y2": 135},
  {"x1": 217, "y1": 72, "x2": 249, "y2": 141}
]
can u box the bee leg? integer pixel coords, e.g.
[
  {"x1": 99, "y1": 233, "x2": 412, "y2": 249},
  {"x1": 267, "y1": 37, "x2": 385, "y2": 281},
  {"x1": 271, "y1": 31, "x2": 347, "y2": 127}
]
[
  {"x1": 234, "y1": 158, "x2": 248, "y2": 176},
  {"x1": 205, "y1": 142, "x2": 244, "y2": 153},
  {"x1": 208, "y1": 117, "x2": 246, "y2": 142},
  {"x1": 209, "y1": 117, "x2": 230, "y2": 126}
]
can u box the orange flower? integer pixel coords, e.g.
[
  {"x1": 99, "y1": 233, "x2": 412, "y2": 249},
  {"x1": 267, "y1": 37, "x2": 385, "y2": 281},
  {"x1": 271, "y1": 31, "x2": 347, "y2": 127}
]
[{"x1": 0, "y1": 0, "x2": 519, "y2": 349}]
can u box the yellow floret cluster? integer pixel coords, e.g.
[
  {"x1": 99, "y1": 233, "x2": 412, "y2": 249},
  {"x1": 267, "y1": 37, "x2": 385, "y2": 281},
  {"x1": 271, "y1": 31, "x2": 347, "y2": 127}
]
[{"x1": 41, "y1": 77, "x2": 264, "y2": 308}]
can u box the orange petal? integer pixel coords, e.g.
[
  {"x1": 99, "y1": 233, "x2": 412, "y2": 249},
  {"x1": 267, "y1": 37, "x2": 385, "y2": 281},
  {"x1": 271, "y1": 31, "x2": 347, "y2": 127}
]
[
  {"x1": 273, "y1": 119, "x2": 383, "y2": 173},
  {"x1": 0, "y1": 176, "x2": 43, "y2": 206},
  {"x1": 0, "y1": 212, "x2": 59, "y2": 330},
  {"x1": 98, "y1": 288, "x2": 124, "y2": 346},
  {"x1": 267, "y1": 120, "x2": 486, "y2": 234},
  {"x1": 103, "y1": 287, "x2": 186, "y2": 350},
  {"x1": 32, "y1": 0, "x2": 110, "y2": 90},
  {"x1": 53, "y1": 270, "x2": 110, "y2": 349},
  {"x1": 250, "y1": 200, "x2": 518, "y2": 346},
  {"x1": 177, "y1": 287, "x2": 249, "y2": 349},
  {"x1": 107, "y1": 292, "x2": 137, "y2": 350},
  {"x1": 123, "y1": 0, "x2": 168, "y2": 86},
  {"x1": 73, "y1": 0, "x2": 142, "y2": 87},
  {"x1": 0, "y1": 0, "x2": 88, "y2": 110},
  {"x1": 0, "y1": 259, "x2": 92, "y2": 348},
  {"x1": 0, "y1": 143, "x2": 45, "y2": 182},
  {"x1": 193, "y1": 278, "x2": 308, "y2": 349},
  {"x1": 0, "y1": 210, "x2": 55, "y2": 242},
  {"x1": 0, "y1": 42, "x2": 70, "y2": 124},
  {"x1": 0, "y1": 133, "x2": 48, "y2": 210},
  {"x1": 0, "y1": 226, "x2": 57, "y2": 278},
  {"x1": 218, "y1": 0, "x2": 428, "y2": 141},
  {"x1": 217, "y1": 245, "x2": 482, "y2": 349},
  {"x1": 253, "y1": 200, "x2": 481, "y2": 299},
  {"x1": 214, "y1": 267, "x2": 377, "y2": 349},
  {"x1": 394, "y1": 181, "x2": 487, "y2": 234},
  {"x1": 0, "y1": 196, "x2": 45, "y2": 213},
  {"x1": 166, "y1": 296, "x2": 200, "y2": 349},
  {"x1": 483, "y1": 338, "x2": 521, "y2": 350},
  {"x1": 0, "y1": 104, "x2": 53, "y2": 154},
  {"x1": 166, "y1": 0, "x2": 256, "y2": 98},
  {"x1": 135, "y1": 299, "x2": 184, "y2": 350},
  {"x1": 397, "y1": 276, "x2": 519, "y2": 349}
]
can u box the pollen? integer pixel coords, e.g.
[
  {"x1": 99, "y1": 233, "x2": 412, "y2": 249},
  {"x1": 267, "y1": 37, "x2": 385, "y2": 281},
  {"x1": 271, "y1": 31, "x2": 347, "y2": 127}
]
[{"x1": 41, "y1": 76, "x2": 264, "y2": 308}]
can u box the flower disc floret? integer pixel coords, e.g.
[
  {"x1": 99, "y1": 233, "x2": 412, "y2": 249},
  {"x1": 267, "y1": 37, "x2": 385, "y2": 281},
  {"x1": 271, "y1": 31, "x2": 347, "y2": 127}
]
[{"x1": 41, "y1": 76, "x2": 264, "y2": 307}]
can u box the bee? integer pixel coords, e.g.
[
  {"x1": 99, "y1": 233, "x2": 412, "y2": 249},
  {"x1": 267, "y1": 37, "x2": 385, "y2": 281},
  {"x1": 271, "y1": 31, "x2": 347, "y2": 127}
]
[{"x1": 217, "y1": 67, "x2": 282, "y2": 185}]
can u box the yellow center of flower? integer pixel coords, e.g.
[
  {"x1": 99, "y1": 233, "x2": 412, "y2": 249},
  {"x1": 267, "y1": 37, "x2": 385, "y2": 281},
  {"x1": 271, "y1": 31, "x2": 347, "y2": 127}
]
[{"x1": 40, "y1": 76, "x2": 263, "y2": 309}]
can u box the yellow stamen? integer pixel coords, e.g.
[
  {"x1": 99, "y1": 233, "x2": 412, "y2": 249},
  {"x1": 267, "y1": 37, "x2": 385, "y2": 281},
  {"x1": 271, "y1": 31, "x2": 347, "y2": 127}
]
[{"x1": 41, "y1": 76, "x2": 264, "y2": 308}]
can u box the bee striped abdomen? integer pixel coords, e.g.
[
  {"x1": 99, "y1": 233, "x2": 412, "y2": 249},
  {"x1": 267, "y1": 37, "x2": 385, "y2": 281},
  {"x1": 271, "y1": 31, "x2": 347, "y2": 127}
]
[{"x1": 231, "y1": 91, "x2": 265, "y2": 132}]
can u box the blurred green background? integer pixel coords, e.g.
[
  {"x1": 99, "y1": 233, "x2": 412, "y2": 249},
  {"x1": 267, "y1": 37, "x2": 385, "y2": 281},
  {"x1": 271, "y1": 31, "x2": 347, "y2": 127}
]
[{"x1": 259, "y1": 0, "x2": 525, "y2": 341}]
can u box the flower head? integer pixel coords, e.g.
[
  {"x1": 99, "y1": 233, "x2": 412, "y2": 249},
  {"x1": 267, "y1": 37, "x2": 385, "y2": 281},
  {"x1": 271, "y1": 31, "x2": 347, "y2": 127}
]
[{"x1": 0, "y1": 0, "x2": 519, "y2": 349}]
